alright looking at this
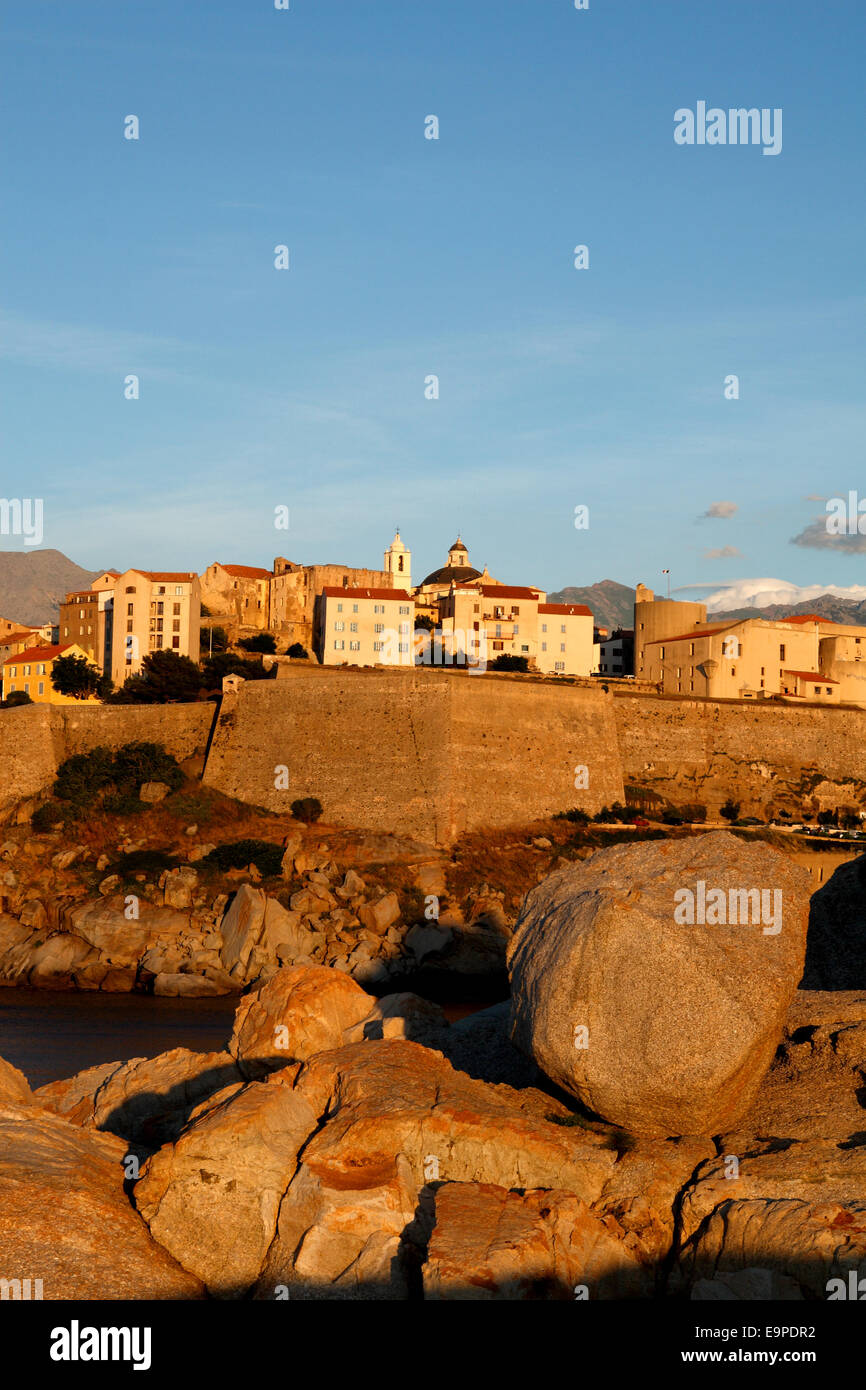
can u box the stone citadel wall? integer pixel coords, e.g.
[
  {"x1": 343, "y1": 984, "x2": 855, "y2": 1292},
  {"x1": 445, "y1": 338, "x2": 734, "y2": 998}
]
[
  {"x1": 614, "y1": 693, "x2": 866, "y2": 816},
  {"x1": 3, "y1": 675, "x2": 866, "y2": 842},
  {"x1": 202, "y1": 668, "x2": 623, "y2": 844},
  {"x1": 0, "y1": 702, "x2": 216, "y2": 819}
]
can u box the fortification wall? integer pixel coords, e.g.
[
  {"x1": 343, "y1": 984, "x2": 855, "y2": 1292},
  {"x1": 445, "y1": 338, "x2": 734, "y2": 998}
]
[
  {"x1": 0, "y1": 702, "x2": 216, "y2": 818},
  {"x1": 615, "y1": 694, "x2": 866, "y2": 815},
  {"x1": 203, "y1": 669, "x2": 623, "y2": 844}
]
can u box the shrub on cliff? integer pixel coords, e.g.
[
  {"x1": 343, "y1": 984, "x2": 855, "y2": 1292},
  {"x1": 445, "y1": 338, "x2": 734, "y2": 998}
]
[
  {"x1": 52, "y1": 742, "x2": 184, "y2": 809},
  {"x1": 554, "y1": 808, "x2": 591, "y2": 824},
  {"x1": 291, "y1": 797, "x2": 323, "y2": 824},
  {"x1": 201, "y1": 652, "x2": 275, "y2": 685},
  {"x1": 237, "y1": 634, "x2": 276, "y2": 654},
  {"x1": 202, "y1": 840, "x2": 283, "y2": 876},
  {"x1": 2, "y1": 691, "x2": 32, "y2": 708},
  {"x1": 287, "y1": 643, "x2": 309, "y2": 659},
  {"x1": 720, "y1": 799, "x2": 741, "y2": 824}
]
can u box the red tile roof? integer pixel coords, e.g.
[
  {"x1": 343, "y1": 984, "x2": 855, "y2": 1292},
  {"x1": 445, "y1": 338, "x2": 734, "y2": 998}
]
[
  {"x1": 218, "y1": 564, "x2": 272, "y2": 581},
  {"x1": 479, "y1": 586, "x2": 542, "y2": 601},
  {"x1": 0, "y1": 628, "x2": 41, "y2": 645},
  {"x1": 3, "y1": 644, "x2": 74, "y2": 666},
  {"x1": 645, "y1": 625, "x2": 730, "y2": 645},
  {"x1": 783, "y1": 669, "x2": 838, "y2": 683},
  {"x1": 137, "y1": 572, "x2": 197, "y2": 583},
  {"x1": 321, "y1": 586, "x2": 412, "y2": 601},
  {"x1": 779, "y1": 614, "x2": 831, "y2": 625},
  {"x1": 538, "y1": 603, "x2": 593, "y2": 617}
]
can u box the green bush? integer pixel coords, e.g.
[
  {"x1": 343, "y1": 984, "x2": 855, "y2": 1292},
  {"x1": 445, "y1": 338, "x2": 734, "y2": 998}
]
[
  {"x1": 720, "y1": 799, "x2": 741, "y2": 823},
  {"x1": 111, "y1": 742, "x2": 184, "y2": 793},
  {"x1": 238, "y1": 633, "x2": 276, "y2": 654},
  {"x1": 54, "y1": 747, "x2": 116, "y2": 804},
  {"x1": 554, "y1": 808, "x2": 591, "y2": 824},
  {"x1": 202, "y1": 840, "x2": 284, "y2": 876},
  {"x1": 287, "y1": 643, "x2": 309, "y2": 659},
  {"x1": 291, "y1": 797, "x2": 323, "y2": 824},
  {"x1": 52, "y1": 742, "x2": 184, "y2": 811},
  {"x1": 490, "y1": 654, "x2": 529, "y2": 672},
  {"x1": 31, "y1": 801, "x2": 79, "y2": 833}
]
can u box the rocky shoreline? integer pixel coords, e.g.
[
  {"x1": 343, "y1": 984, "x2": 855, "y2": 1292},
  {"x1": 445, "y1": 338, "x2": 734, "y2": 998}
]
[{"x1": 2, "y1": 828, "x2": 865, "y2": 1301}]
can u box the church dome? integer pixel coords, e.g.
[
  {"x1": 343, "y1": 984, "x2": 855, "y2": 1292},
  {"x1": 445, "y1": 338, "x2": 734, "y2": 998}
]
[{"x1": 419, "y1": 563, "x2": 482, "y2": 587}]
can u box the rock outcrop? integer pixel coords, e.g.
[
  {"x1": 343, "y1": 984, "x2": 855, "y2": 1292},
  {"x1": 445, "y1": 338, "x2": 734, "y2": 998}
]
[
  {"x1": 0, "y1": 1099, "x2": 204, "y2": 1299},
  {"x1": 802, "y1": 856, "x2": 866, "y2": 989},
  {"x1": 508, "y1": 832, "x2": 811, "y2": 1137}
]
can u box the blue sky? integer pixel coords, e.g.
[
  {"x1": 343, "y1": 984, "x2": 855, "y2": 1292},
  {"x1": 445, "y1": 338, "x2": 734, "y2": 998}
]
[{"x1": 2, "y1": 0, "x2": 864, "y2": 611}]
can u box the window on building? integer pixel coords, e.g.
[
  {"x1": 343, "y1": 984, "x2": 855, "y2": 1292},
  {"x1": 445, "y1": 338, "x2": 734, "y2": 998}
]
[
  {"x1": 689, "y1": 643, "x2": 694, "y2": 656},
  {"x1": 127, "y1": 620, "x2": 133, "y2": 633},
  {"x1": 127, "y1": 604, "x2": 134, "y2": 616},
  {"x1": 373, "y1": 641, "x2": 383, "y2": 652},
  {"x1": 541, "y1": 623, "x2": 547, "y2": 634},
  {"x1": 350, "y1": 623, "x2": 358, "y2": 633},
  {"x1": 38, "y1": 682, "x2": 44, "y2": 695},
  {"x1": 172, "y1": 637, "x2": 180, "y2": 649},
  {"x1": 352, "y1": 604, "x2": 358, "y2": 614},
  {"x1": 513, "y1": 624, "x2": 519, "y2": 635},
  {"x1": 125, "y1": 586, "x2": 136, "y2": 594},
  {"x1": 374, "y1": 623, "x2": 384, "y2": 634},
  {"x1": 334, "y1": 640, "x2": 345, "y2": 650},
  {"x1": 660, "y1": 647, "x2": 665, "y2": 659},
  {"x1": 158, "y1": 586, "x2": 166, "y2": 595},
  {"x1": 175, "y1": 586, "x2": 183, "y2": 596},
  {"x1": 814, "y1": 686, "x2": 821, "y2": 695},
  {"x1": 63, "y1": 627, "x2": 68, "y2": 637},
  {"x1": 173, "y1": 620, "x2": 180, "y2": 632},
  {"x1": 398, "y1": 643, "x2": 408, "y2": 653},
  {"x1": 779, "y1": 644, "x2": 786, "y2": 660},
  {"x1": 826, "y1": 687, "x2": 832, "y2": 694},
  {"x1": 374, "y1": 604, "x2": 384, "y2": 615},
  {"x1": 541, "y1": 642, "x2": 547, "y2": 652},
  {"x1": 555, "y1": 661, "x2": 565, "y2": 672},
  {"x1": 493, "y1": 641, "x2": 504, "y2": 651},
  {"x1": 334, "y1": 621, "x2": 344, "y2": 632},
  {"x1": 561, "y1": 625, "x2": 566, "y2": 634},
  {"x1": 336, "y1": 603, "x2": 343, "y2": 613},
  {"x1": 560, "y1": 643, "x2": 566, "y2": 652},
  {"x1": 173, "y1": 603, "x2": 180, "y2": 615},
  {"x1": 399, "y1": 606, "x2": 410, "y2": 615},
  {"x1": 349, "y1": 641, "x2": 360, "y2": 651}
]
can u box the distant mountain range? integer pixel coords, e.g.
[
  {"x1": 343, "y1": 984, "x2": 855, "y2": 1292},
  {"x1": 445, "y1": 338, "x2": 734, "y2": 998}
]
[
  {"x1": 0, "y1": 550, "x2": 101, "y2": 626},
  {"x1": 547, "y1": 579, "x2": 635, "y2": 630},
  {"x1": 712, "y1": 594, "x2": 866, "y2": 626},
  {"x1": 547, "y1": 581, "x2": 866, "y2": 632}
]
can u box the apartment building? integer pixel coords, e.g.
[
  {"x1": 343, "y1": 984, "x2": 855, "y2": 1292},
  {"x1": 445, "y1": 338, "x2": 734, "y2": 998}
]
[
  {"x1": 110, "y1": 570, "x2": 201, "y2": 687},
  {"x1": 2, "y1": 643, "x2": 98, "y2": 705},
  {"x1": 316, "y1": 586, "x2": 415, "y2": 667},
  {"x1": 58, "y1": 586, "x2": 117, "y2": 675},
  {"x1": 437, "y1": 584, "x2": 595, "y2": 676}
]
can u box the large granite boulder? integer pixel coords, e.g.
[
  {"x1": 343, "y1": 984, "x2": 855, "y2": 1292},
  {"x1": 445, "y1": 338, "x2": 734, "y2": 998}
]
[
  {"x1": 802, "y1": 856, "x2": 866, "y2": 989},
  {"x1": 508, "y1": 832, "x2": 811, "y2": 1137},
  {"x1": 227, "y1": 964, "x2": 375, "y2": 1077}
]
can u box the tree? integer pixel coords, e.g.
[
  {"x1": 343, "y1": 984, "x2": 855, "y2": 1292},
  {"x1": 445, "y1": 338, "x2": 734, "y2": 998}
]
[
  {"x1": 287, "y1": 643, "x2": 309, "y2": 659},
  {"x1": 2, "y1": 691, "x2": 32, "y2": 708},
  {"x1": 109, "y1": 650, "x2": 203, "y2": 704},
  {"x1": 720, "y1": 799, "x2": 740, "y2": 823},
  {"x1": 51, "y1": 654, "x2": 112, "y2": 701},
  {"x1": 490, "y1": 654, "x2": 529, "y2": 672},
  {"x1": 238, "y1": 633, "x2": 276, "y2": 654},
  {"x1": 200, "y1": 625, "x2": 229, "y2": 653},
  {"x1": 201, "y1": 652, "x2": 275, "y2": 686},
  {"x1": 414, "y1": 615, "x2": 435, "y2": 633},
  {"x1": 291, "y1": 797, "x2": 323, "y2": 823}
]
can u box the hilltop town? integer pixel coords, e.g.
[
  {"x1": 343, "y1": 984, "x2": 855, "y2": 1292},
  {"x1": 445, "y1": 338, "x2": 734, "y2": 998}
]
[{"x1": 2, "y1": 531, "x2": 865, "y2": 710}]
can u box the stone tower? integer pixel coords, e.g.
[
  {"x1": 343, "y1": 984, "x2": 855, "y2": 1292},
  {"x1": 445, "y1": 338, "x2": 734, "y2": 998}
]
[{"x1": 384, "y1": 530, "x2": 412, "y2": 591}]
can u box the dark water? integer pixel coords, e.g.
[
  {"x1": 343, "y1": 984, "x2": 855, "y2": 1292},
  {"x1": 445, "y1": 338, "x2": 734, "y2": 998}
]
[
  {"x1": 0, "y1": 988, "x2": 238, "y2": 1088},
  {"x1": 0, "y1": 985, "x2": 499, "y2": 1089}
]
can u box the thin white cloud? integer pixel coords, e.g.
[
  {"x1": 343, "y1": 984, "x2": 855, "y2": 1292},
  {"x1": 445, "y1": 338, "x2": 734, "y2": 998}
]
[
  {"x1": 700, "y1": 501, "x2": 738, "y2": 520},
  {"x1": 694, "y1": 577, "x2": 866, "y2": 613}
]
